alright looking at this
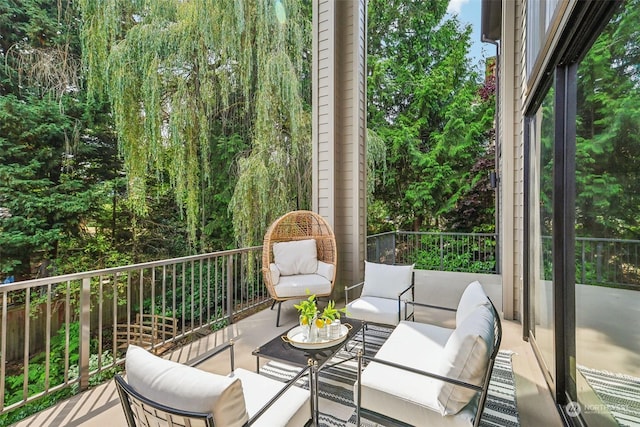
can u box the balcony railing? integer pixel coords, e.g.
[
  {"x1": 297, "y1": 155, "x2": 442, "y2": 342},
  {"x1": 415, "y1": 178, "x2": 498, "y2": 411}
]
[
  {"x1": 367, "y1": 231, "x2": 499, "y2": 274},
  {"x1": 367, "y1": 231, "x2": 640, "y2": 288},
  {"x1": 0, "y1": 246, "x2": 265, "y2": 417},
  {"x1": 549, "y1": 236, "x2": 640, "y2": 289},
  {"x1": 4, "y1": 231, "x2": 638, "y2": 420}
]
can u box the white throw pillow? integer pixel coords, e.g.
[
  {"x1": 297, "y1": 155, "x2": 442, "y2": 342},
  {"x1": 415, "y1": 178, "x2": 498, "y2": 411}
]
[
  {"x1": 273, "y1": 239, "x2": 318, "y2": 276},
  {"x1": 316, "y1": 260, "x2": 335, "y2": 281},
  {"x1": 456, "y1": 280, "x2": 490, "y2": 326},
  {"x1": 361, "y1": 261, "x2": 414, "y2": 300},
  {"x1": 436, "y1": 304, "x2": 495, "y2": 415},
  {"x1": 269, "y1": 263, "x2": 280, "y2": 285},
  {"x1": 125, "y1": 345, "x2": 248, "y2": 427}
]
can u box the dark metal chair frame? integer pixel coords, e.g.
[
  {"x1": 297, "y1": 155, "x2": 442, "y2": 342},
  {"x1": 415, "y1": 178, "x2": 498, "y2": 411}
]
[
  {"x1": 355, "y1": 298, "x2": 503, "y2": 427},
  {"x1": 344, "y1": 271, "x2": 416, "y2": 325},
  {"x1": 115, "y1": 341, "x2": 312, "y2": 427},
  {"x1": 344, "y1": 271, "x2": 415, "y2": 355}
]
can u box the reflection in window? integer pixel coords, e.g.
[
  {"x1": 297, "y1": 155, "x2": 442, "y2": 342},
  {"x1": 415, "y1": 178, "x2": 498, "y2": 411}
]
[
  {"x1": 526, "y1": 0, "x2": 563, "y2": 77},
  {"x1": 575, "y1": 1, "x2": 640, "y2": 424},
  {"x1": 529, "y1": 85, "x2": 555, "y2": 382}
]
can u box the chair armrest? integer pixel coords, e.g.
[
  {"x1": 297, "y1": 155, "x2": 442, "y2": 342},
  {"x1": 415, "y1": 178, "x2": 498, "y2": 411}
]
[
  {"x1": 397, "y1": 283, "x2": 415, "y2": 322},
  {"x1": 187, "y1": 341, "x2": 235, "y2": 372},
  {"x1": 345, "y1": 281, "x2": 364, "y2": 305},
  {"x1": 398, "y1": 283, "x2": 414, "y2": 298},
  {"x1": 405, "y1": 300, "x2": 457, "y2": 312},
  {"x1": 247, "y1": 364, "x2": 312, "y2": 425},
  {"x1": 345, "y1": 281, "x2": 364, "y2": 292}
]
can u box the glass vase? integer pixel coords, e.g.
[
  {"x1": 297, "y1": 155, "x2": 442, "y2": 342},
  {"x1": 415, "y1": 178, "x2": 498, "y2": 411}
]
[
  {"x1": 309, "y1": 315, "x2": 319, "y2": 342},
  {"x1": 299, "y1": 315, "x2": 311, "y2": 341},
  {"x1": 318, "y1": 320, "x2": 329, "y2": 340},
  {"x1": 330, "y1": 318, "x2": 341, "y2": 339}
]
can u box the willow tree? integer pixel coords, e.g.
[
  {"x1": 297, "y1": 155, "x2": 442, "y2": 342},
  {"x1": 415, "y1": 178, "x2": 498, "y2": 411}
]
[{"x1": 78, "y1": 0, "x2": 311, "y2": 249}]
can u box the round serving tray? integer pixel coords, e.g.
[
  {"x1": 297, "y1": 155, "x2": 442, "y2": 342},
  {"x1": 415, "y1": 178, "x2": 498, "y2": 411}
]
[{"x1": 282, "y1": 323, "x2": 351, "y2": 350}]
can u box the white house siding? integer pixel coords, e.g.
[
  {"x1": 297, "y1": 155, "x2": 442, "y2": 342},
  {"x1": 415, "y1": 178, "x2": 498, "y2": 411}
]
[
  {"x1": 313, "y1": 0, "x2": 335, "y2": 226},
  {"x1": 497, "y1": 0, "x2": 526, "y2": 321},
  {"x1": 313, "y1": 0, "x2": 367, "y2": 292},
  {"x1": 512, "y1": 0, "x2": 525, "y2": 322}
]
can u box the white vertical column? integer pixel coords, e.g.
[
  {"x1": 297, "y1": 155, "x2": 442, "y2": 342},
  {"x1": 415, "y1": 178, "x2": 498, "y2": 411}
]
[{"x1": 313, "y1": 0, "x2": 367, "y2": 293}]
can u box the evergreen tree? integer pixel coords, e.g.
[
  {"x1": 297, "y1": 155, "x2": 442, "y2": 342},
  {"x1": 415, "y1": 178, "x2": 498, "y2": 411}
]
[
  {"x1": 576, "y1": 0, "x2": 640, "y2": 238},
  {"x1": 0, "y1": 1, "x2": 122, "y2": 279},
  {"x1": 367, "y1": 0, "x2": 495, "y2": 232}
]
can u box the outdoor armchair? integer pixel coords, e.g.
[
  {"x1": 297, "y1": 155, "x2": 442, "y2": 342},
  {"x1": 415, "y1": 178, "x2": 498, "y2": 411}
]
[
  {"x1": 115, "y1": 342, "x2": 311, "y2": 427},
  {"x1": 344, "y1": 261, "x2": 415, "y2": 326},
  {"x1": 262, "y1": 210, "x2": 337, "y2": 326},
  {"x1": 354, "y1": 281, "x2": 502, "y2": 427}
]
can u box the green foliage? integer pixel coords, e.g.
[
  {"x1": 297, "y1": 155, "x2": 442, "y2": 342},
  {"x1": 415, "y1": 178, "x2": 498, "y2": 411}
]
[
  {"x1": 69, "y1": 351, "x2": 119, "y2": 394},
  {"x1": 406, "y1": 235, "x2": 496, "y2": 273},
  {"x1": 78, "y1": 0, "x2": 312, "y2": 249},
  {"x1": 0, "y1": 322, "x2": 120, "y2": 426},
  {"x1": 294, "y1": 293, "x2": 318, "y2": 324},
  {"x1": 0, "y1": 95, "x2": 103, "y2": 278},
  {"x1": 320, "y1": 299, "x2": 347, "y2": 322},
  {"x1": 55, "y1": 234, "x2": 133, "y2": 275},
  {"x1": 0, "y1": 1, "x2": 131, "y2": 281},
  {"x1": 367, "y1": 128, "x2": 388, "y2": 205},
  {"x1": 367, "y1": 0, "x2": 496, "y2": 232},
  {"x1": 139, "y1": 278, "x2": 224, "y2": 322},
  {"x1": 575, "y1": 0, "x2": 640, "y2": 240}
]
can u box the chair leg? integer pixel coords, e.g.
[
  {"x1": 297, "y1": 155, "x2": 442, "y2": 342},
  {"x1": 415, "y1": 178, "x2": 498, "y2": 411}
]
[
  {"x1": 271, "y1": 299, "x2": 277, "y2": 310},
  {"x1": 362, "y1": 322, "x2": 367, "y2": 356},
  {"x1": 276, "y1": 301, "x2": 283, "y2": 327}
]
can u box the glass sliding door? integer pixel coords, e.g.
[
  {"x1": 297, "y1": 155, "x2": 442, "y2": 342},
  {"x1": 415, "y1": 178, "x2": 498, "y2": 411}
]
[
  {"x1": 528, "y1": 86, "x2": 556, "y2": 386},
  {"x1": 573, "y1": 1, "x2": 640, "y2": 424},
  {"x1": 523, "y1": 1, "x2": 632, "y2": 425}
]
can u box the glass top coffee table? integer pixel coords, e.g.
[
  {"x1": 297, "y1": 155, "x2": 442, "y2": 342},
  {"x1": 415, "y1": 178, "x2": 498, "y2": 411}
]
[{"x1": 252, "y1": 319, "x2": 363, "y2": 425}]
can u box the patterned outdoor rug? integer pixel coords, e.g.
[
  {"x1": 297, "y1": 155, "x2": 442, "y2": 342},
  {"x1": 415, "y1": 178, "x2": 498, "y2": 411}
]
[
  {"x1": 260, "y1": 325, "x2": 520, "y2": 427},
  {"x1": 578, "y1": 365, "x2": 640, "y2": 426}
]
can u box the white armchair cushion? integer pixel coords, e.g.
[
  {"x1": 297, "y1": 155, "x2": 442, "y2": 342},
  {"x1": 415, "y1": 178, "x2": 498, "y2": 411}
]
[
  {"x1": 346, "y1": 296, "x2": 411, "y2": 326},
  {"x1": 436, "y1": 304, "x2": 495, "y2": 415},
  {"x1": 357, "y1": 321, "x2": 460, "y2": 425},
  {"x1": 274, "y1": 274, "x2": 332, "y2": 297},
  {"x1": 456, "y1": 281, "x2": 490, "y2": 326},
  {"x1": 316, "y1": 260, "x2": 335, "y2": 281},
  {"x1": 273, "y1": 239, "x2": 318, "y2": 275},
  {"x1": 361, "y1": 261, "x2": 414, "y2": 300},
  {"x1": 232, "y1": 368, "x2": 310, "y2": 427},
  {"x1": 269, "y1": 263, "x2": 280, "y2": 285},
  {"x1": 125, "y1": 345, "x2": 248, "y2": 427}
]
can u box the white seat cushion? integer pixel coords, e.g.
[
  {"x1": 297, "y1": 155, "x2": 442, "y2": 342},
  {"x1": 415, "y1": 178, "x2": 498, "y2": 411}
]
[
  {"x1": 125, "y1": 345, "x2": 248, "y2": 427},
  {"x1": 361, "y1": 261, "x2": 414, "y2": 300},
  {"x1": 232, "y1": 368, "x2": 310, "y2": 427},
  {"x1": 346, "y1": 296, "x2": 412, "y2": 326},
  {"x1": 456, "y1": 281, "x2": 490, "y2": 326},
  {"x1": 437, "y1": 303, "x2": 495, "y2": 415},
  {"x1": 376, "y1": 321, "x2": 454, "y2": 366},
  {"x1": 358, "y1": 321, "x2": 473, "y2": 426},
  {"x1": 273, "y1": 239, "x2": 318, "y2": 275},
  {"x1": 273, "y1": 274, "x2": 332, "y2": 297}
]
